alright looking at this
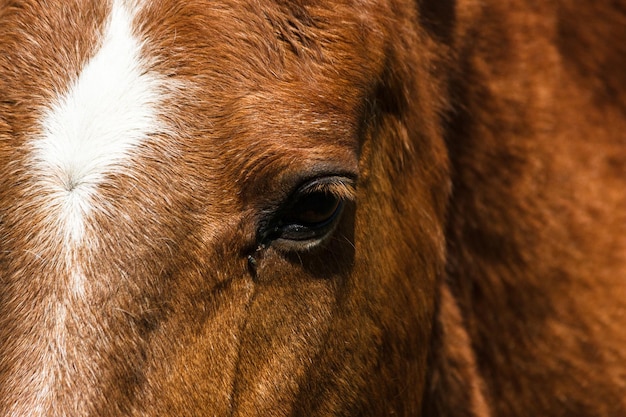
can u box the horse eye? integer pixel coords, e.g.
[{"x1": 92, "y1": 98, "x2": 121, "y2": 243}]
[{"x1": 260, "y1": 176, "x2": 354, "y2": 250}]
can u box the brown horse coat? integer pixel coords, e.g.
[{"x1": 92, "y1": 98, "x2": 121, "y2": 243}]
[{"x1": 0, "y1": 0, "x2": 624, "y2": 416}]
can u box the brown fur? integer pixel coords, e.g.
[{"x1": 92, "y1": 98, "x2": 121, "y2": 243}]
[
  {"x1": 438, "y1": 1, "x2": 626, "y2": 416},
  {"x1": 0, "y1": 0, "x2": 624, "y2": 416}
]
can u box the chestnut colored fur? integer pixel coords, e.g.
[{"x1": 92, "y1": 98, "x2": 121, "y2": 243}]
[{"x1": 0, "y1": 0, "x2": 624, "y2": 416}]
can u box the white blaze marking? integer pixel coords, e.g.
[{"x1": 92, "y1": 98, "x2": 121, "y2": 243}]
[
  {"x1": 23, "y1": 1, "x2": 173, "y2": 415},
  {"x1": 31, "y1": 0, "x2": 165, "y2": 245}
]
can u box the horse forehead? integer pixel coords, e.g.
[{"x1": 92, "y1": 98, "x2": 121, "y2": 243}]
[
  {"x1": 30, "y1": 0, "x2": 176, "y2": 242},
  {"x1": 0, "y1": 1, "x2": 187, "y2": 414}
]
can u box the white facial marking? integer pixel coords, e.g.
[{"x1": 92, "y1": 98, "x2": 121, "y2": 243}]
[
  {"x1": 21, "y1": 1, "x2": 173, "y2": 415},
  {"x1": 31, "y1": 0, "x2": 166, "y2": 245}
]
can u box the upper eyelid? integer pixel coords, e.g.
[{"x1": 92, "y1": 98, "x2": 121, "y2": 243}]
[{"x1": 294, "y1": 176, "x2": 357, "y2": 202}]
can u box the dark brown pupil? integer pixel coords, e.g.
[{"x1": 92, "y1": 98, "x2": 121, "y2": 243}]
[{"x1": 286, "y1": 192, "x2": 341, "y2": 226}]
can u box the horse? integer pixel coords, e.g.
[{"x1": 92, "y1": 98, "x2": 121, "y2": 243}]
[{"x1": 0, "y1": 0, "x2": 624, "y2": 415}]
